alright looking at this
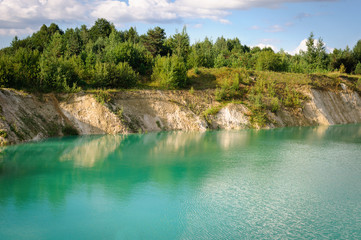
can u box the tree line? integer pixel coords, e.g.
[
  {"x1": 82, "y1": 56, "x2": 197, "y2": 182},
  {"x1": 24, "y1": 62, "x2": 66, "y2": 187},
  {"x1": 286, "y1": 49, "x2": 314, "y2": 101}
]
[{"x1": 1, "y1": 18, "x2": 361, "y2": 92}]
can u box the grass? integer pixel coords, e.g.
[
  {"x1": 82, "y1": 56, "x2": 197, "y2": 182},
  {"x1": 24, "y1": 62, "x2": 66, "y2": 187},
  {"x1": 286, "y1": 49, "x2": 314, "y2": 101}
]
[
  {"x1": 94, "y1": 89, "x2": 112, "y2": 105},
  {"x1": 202, "y1": 104, "x2": 225, "y2": 124}
]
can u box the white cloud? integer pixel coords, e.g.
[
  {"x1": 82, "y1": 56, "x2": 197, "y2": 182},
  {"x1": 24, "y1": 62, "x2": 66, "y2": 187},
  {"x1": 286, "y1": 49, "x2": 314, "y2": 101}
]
[
  {"x1": 265, "y1": 24, "x2": 285, "y2": 33},
  {"x1": 0, "y1": 0, "x2": 338, "y2": 36},
  {"x1": 288, "y1": 38, "x2": 334, "y2": 55},
  {"x1": 0, "y1": 0, "x2": 87, "y2": 35},
  {"x1": 0, "y1": 27, "x2": 35, "y2": 36},
  {"x1": 193, "y1": 24, "x2": 203, "y2": 29}
]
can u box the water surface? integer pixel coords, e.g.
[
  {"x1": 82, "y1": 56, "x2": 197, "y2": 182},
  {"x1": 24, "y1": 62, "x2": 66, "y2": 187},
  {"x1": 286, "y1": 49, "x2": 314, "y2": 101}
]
[{"x1": 1, "y1": 124, "x2": 361, "y2": 239}]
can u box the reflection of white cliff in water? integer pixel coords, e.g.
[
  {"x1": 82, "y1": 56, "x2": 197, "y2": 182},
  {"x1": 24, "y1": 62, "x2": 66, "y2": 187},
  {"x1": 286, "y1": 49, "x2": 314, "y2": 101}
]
[
  {"x1": 147, "y1": 132, "x2": 205, "y2": 158},
  {"x1": 60, "y1": 135, "x2": 124, "y2": 167},
  {"x1": 216, "y1": 130, "x2": 251, "y2": 151},
  {"x1": 0, "y1": 125, "x2": 361, "y2": 210},
  {"x1": 145, "y1": 130, "x2": 252, "y2": 159}
]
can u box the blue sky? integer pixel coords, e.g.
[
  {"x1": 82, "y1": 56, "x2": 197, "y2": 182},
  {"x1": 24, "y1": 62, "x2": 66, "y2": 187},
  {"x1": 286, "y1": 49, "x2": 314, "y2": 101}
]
[{"x1": 0, "y1": 0, "x2": 360, "y2": 53}]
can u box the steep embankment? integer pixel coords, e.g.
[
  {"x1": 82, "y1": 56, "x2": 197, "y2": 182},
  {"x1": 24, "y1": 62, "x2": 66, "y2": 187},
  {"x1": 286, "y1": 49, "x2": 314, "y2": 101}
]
[{"x1": 1, "y1": 85, "x2": 361, "y2": 146}]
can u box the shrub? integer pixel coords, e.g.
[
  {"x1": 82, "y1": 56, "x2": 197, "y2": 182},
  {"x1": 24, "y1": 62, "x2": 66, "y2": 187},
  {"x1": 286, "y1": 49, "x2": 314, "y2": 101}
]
[
  {"x1": 255, "y1": 51, "x2": 282, "y2": 72},
  {"x1": 151, "y1": 55, "x2": 187, "y2": 89},
  {"x1": 94, "y1": 89, "x2": 111, "y2": 105},
  {"x1": 91, "y1": 61, "x2": 138, "y2": 88},
  {"x1": 40, "y1": 56, "x2": 81, "y2": 92},
  {"x1": 189, "y1": 86, "x2": 195, "y2": 94},
  {"x1": 215, "y1": 73, "x2": 241, "y2": 101},
  {"x1": 214, "y1": 54, "x2": 228, "y2": 68},
  {"x1": 283, "y1": 86, "x2": 301, "y2": 107},
  {"x1": 356, "y1": 78, "x2": 361, "y2": 91},
  {"x1": 104, "y1": 42, "x2": 152, "y2": 74},
  {"x1": 270, "y1": 97, "x2": 280, "y2": 112},
  {"x1": 108, "y1": 62, "x2": 138, "y2": 88},
  {"x1": 339, "y1": 64, "x2": 346, "y2": 73},
  {"x1": 355, "y1": 62, "x2": 361, "y2": 75}
]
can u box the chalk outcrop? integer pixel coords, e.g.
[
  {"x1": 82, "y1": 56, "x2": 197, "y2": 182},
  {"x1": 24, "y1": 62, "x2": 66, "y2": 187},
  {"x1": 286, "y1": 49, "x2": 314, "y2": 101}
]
[{"x1": 1, "y1": 87, "x2": 361, "y2": 146}]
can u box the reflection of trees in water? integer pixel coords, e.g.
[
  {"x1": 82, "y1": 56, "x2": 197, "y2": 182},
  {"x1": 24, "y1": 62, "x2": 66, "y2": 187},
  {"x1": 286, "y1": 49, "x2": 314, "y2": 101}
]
[
  {"x1": 0, "y1": 132, "x2": 237, "y2": 207},
  {"x1": 1, "y1": 124, "x2": 361, "y2": 208}
]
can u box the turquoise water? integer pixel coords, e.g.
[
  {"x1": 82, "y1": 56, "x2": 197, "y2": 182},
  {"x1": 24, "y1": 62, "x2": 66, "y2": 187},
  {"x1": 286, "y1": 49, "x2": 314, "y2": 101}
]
[{"x1": 1, "y1": 124, "x2": 361, "y2": 239}]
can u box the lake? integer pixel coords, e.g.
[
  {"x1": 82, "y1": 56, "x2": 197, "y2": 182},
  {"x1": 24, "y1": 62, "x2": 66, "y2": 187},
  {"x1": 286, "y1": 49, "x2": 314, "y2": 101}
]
[{"x1": 1, "y1": 124, "x2": 361, "y2": 239}]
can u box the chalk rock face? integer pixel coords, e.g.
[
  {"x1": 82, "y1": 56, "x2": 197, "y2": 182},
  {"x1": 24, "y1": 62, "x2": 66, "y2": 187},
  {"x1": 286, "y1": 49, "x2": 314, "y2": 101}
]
[
  {"x1": 210, "y1": 104, "x2": 250, "y2": 130},
  {"x1": 1, "y1": 87, "x2": 361, "y2": 146},
  {"x1": 59, "y1": 94, "x2": 127, "y2": 135},
  {"x1": 307, "y1": 89, "x2": 361, "y2": 125},
  {"x1": 0, "y1": 89, "x2": 65, "y2": 145}
]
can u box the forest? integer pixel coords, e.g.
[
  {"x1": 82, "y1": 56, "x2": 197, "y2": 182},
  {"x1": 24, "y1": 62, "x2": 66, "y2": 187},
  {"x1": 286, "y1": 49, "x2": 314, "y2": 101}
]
[{"x1": 1, "y1": 18, "x2": 361, "y2": 92}]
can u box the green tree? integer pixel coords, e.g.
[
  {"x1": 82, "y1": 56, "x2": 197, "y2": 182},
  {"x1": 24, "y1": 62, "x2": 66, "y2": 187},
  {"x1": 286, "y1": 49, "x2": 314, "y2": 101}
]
[
  {"x1": 12, "y1": 48, "x2": 41, "y2": 89},
  {"x1": 152, "y1": 55, "x2": 187, "y2": 89},
  {"x1": 0, "y1": 54, "x2": 14, "y2": 87},
  {"x1": 315, "y1": 37, "x2": 329, "y2": 70},
  {"x1": 255, "y1": 50, "x2": 282, "y2": 72},
  {"x1": 39, "y1": 32, "x2": 80, "y2": 91},
  {"x1": 303, "y1": 32, "x2": 329, "y2": 72},
  {"x1": 187, "y1": 38, "x2": 214, "y2": 68},
  {"x1": 355, "y1": 62, "x2": 361, "y2": 75},
  {"x1": 214, "y1": 53, "x2": 228, "y2": 68},
  {"x1": 143, "y1": 27, "x2": 167, "y2": 57},
  {"x1": 329, "y1": 47, "x2": 356, "y2": 73},
  {"x1": 64, "y1": 28, "x2": 82, "y2": 56},
  {"x1": 214, "y1": 36, "x2": 229, "y2": 56},
  {"x1": 89, "y1": 18, "x2": 113, "y2": 42},
  {"x1": 353, "y1": 40, "x2": 361, "y2": 63},
  {"x1": 124, "y1": 27, "x2": 140, "y2": 43},
  {"x1": 168, "y1": 26, "x2": 190, "y2": 59},
  {"x1": 80, "y1": 25, "x2": 90, "y2": 45},
  {"x1": 104, "y1": 41, "x2": 152, "y2": 74},
  {"x1": 106, "y1": 62, "x2": 138, "y2": 88},
  {"x1": 304, "y1": 32, "x2": 317, "y2": 70},
  {"x1": 29, "y1": 24, "x2": 55, "y2": 52}
]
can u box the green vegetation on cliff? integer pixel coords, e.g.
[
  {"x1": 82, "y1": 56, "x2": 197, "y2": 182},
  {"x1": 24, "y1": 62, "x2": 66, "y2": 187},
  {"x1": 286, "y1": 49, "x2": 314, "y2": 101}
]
[{"x1": 1, "y1": 19, "x2": 361, "y2": 94}]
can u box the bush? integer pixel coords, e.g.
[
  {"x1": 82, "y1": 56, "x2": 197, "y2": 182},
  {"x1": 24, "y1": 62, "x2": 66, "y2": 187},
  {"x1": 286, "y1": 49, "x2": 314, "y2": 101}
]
[
  {"x1": 151, "y1": 55, "x2": 187, "y2": 89},
  {"x1": 104, "y1": 42, "x2": 152, "y2": 74},
  {"x1": 339, "y1": 64, "x2": 346, "y2": 73},
  {"x1": 91, "y1": 61, "x2": 138, "y2": 88},
  {"x1": 356, "y1": 78, "x2": 361, "y2": 91},
  {"x1": 214, "y1": 54, "x2": 228, "y2": 68},
  {"x1": 215, "y1": 73, "x2": 241, "y2": 101},
  {"x1": 255, "y1": 51, "x2": 283, "y2": 72},
  {"x1": 108, "y1": 62, "x2": 138, "y2": 88},
  {"x1": 94, "y1": 89, "x2": 111, "y2": 105},
  {"x1": 40, "y1": 56, "x2": 80, "y2": 92},
  {"x1": 355, "y1": 62, "x2": 361, "y2": 75},
  {"x1": 283, "y1": 86, "x2": 301, "y2": 107},
  {"x1": 0, "y1": 54, "x2": 13, "y2": 87},
  {"x1": 270, "y1": 97, "x2": 280, "y2": 112}
]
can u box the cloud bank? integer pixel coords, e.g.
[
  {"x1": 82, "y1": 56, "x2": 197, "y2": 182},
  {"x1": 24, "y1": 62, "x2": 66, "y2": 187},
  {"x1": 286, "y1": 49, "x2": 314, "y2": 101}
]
[{"x1": 0, "y1": 0, "x2": 338, "y2": 35}]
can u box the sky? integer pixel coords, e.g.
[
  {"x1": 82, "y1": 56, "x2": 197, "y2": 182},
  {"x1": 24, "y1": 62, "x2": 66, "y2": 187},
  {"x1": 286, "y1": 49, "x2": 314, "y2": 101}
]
[{"x1": 0, "y1": 0, "x2": 360, "y2": 54}]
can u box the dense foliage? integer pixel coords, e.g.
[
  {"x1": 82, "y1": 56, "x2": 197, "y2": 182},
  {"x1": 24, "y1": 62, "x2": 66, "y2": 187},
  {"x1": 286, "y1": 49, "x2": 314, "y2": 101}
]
[{"x1": 1, "y1": 19, "x2": 361, "y2": 92}]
